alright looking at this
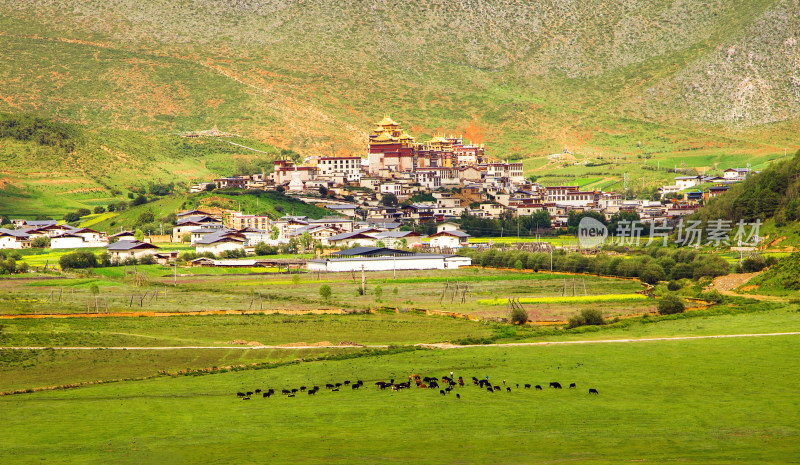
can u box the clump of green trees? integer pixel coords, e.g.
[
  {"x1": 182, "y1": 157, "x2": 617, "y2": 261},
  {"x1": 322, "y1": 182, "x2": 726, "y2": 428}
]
[{"x1": 458, "y1": 247, "x2": 731, "y2": 283}]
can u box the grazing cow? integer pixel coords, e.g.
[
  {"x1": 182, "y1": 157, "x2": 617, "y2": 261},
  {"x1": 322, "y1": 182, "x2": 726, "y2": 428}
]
[
  {"x1": 516, "y1": 384, "x2": 519, "y2": 389},
  {"x1": 300, "y1": 386, "x2": 307, "y2": 391},
  {"x1": 281, "y1": 389, "x2": 290, "y2": 395},
  {"x1": 493, "y1": 386, "x2": 500, "y2": 391},
  {"x1": 549, "y1": 382, "x2": 562, "y2": 389},
  {"x1": 589, "y1": 388, "x2": 599, "y2": 395},
  {"x1": 429, "y1": 381, "x2": 439, "y2": 389},
  {"x1": 255, "y1": 389, "x2": 262, "y2": 394},
  {"x1": 569, "y1": 383, "x2": 576, "y2": 389},
  {"x1": 326, "y1": 383, "x2": 334, "y2": 389},
  {"x1": 291, "y1": 389, "x2": 298, "y2": 393},
  {"x1": 308, "y1": 389, "x2": 316, "y2": 396},
  {"x1": 343, "y1": 381, "x2": 350, "y2": 385},
  {"x1": 331, "y1": 388, "x2": 339, "y2": 392},
  {"x1": 335, "y1": 383, "x2": 342, "y2": 388},
  {"x1": 237, "y1": 392, "x2": 245, "y2": 397},
  {"x1": 287, "y1": 394, "x2": 295, "y2": 398},
  {"x1": 242, "y1": 397, "x2": 250, "y2": 400},
  {"x1": 246, "y1": 391, "x2": 253, "y2": 396},
  {"x1": 263, "y1": 392, "x2": 270, "y2": 398},
  {"x1": 445, "y1": 386, "x2": 452, "y2": 393},
  {"x1": 503, "y1": 380, "x2": 506, "y2": 385},
  {"x1": 352, "y1": 384, "x2": 360, "y2": 390},
  {"x1": 487, "y1": 387, "x2": 494, "y2": 393},
  {"x1": 456, "y1": 393, "x2": 460, "y2": 399},
  {"x1": 506, "y1": 387, "x2": 511, "y2": 393},
  {"x1": 524, "y1": 384, "x2": 531, "y2": 389},
  {"x1": 440, "y1": 390, "x2": 446, "y2": 396},
  {"x1": 535, "y1": 385, "x2": 543, "y2": 391}
]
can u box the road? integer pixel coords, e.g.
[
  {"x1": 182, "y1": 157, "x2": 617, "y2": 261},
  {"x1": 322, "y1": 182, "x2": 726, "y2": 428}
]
[{"x1": 3, "y1": 331, "x2": 799, "y2": 351}]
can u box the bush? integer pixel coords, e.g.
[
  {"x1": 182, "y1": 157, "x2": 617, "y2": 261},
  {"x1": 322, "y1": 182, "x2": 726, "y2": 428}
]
[
  {"x1": 374, "y1": 285, "x2": 383, "y2": 299},
  {"x1": 742, "y1": 256, "x2": 767, "y2": 272},
  {"x1": 702, "y1": 289, "x2": 724, "y2": 303},
  {"x1": 509, "y1": 306, "x2": 529, "y2": 325},
  {"x1": 89, "y1": 284, "x2": 99, "y2": 295},
  {"x1": 181, "y1": 233, "x2": 191, "y2": 243},
  {"x1": 255, "y1": 242, "x2": 278, "y2": 256},
  {"x1": 667, "y1": 280, "x2": 682, "y2": 291},
  {"x1": 137, "y1": 211, "x2": 155, "y2": 225},
  {"x1": 355, "y1": 286, "x2": 365, "y2": 296},
  {"x1": 657, "y1": 294, "x2": 685, "y2": 315},
  {"x1": 567, "y1": 309, "x2": 605, "y2": 328},
  {"x1": 319, "y1": 284, "x2": 332, "y2": 300},
  {"x1": 62, "y1": 212, "x2": 80, "y2": 223},
  {"x1": 76, "y1": 208, "x2": 91, "y2": 217},
  {"x1": 514, "y1": 260, "x2": 523, "y2": 270},
  {"x1": 59, "y1": 251, "x2": 98, "y2": 270},
  {"x1": 639, "y1": 264, "x2": 666, "y2": 285},
  {"x1": 139, "y1": 255, "x2": 156, "y2": 265},
  {"x1": 132, "y1": 195, "x2": 147, "y2": 206},
  {"x1": 31, "y1": 236, "x2": 50, "y2": 248},
  {"x1": 93, "y1": 206, "x2": 106, "y2": 214}
]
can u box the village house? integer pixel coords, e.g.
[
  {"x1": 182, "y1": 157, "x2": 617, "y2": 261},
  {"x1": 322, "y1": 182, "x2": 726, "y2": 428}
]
[
  {"x1": 428, "y1": 223, "x2": 470, "y2": 249},
  {"x1": 172, "y1": 215, "x2": 223, "y2": 242},
  {"x1": 107, "y1": 240, "x2": 160, "y2": 261},
  {"x1": 373, "y1": 230, "x2": 426, "y2": 248},
  {"x1": 0, "y1": 228, "x2": 31, "y2": 249},
  {"x1": 195, "y1": 230, "x2": 247, "y2": 255}
]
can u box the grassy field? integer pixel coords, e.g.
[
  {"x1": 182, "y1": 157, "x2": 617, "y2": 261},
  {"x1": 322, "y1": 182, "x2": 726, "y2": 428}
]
[
  {"x1": 1, "y1": 334, "x2": 797, "y2": 464},
  {"x1": 0, "y1": 268, "x2": 647, "y2": 321}
]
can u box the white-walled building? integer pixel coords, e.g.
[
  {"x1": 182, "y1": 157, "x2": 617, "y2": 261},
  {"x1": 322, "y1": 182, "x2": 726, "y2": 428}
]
[
  {"x1": 307, "y1": 247, "x2": 471, "y2": 272},
  {"x1": 0, "y1": 229, "x2": 31, "y2": 249},
  {"x1": 107, "y1": 240, "x2": 160, "y2": 261},
  {"x1": 195, "y1": 231, "x2": 247, "y2": 255},
  {"x1": 317, "y1": 156, "x2": 362, "y2": 182}
]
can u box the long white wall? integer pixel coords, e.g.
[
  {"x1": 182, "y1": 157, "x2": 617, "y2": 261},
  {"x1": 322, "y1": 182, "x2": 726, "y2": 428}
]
[{"x1": 308, "y1": 255, "x2": 471, "y2": 272}]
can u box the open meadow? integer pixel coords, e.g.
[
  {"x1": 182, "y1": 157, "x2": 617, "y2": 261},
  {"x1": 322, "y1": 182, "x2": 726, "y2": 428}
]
[
  {"x1": 1, "y1": 334, "x2": 798, "y2": 464},
  {"x1": 1, "y1": 263, "x2": 799, "y2": 463}
]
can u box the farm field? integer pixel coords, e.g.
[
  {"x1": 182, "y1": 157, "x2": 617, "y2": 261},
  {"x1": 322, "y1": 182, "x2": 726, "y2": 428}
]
[
  {"x1": 0, "y1": 268, "x2": 647, "y2": 321},
  {"x1": 1, "y1": 335, "x2": 798, "y2": 464}
]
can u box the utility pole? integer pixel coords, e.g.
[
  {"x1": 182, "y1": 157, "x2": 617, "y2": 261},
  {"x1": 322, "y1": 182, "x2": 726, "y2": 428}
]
[{"x1": 174, "y1": 258, "x2": 177, "y2": 287}]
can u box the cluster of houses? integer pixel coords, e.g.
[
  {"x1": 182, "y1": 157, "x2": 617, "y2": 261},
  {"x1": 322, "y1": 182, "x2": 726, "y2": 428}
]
[
  {"x1": 2, "y1": 220, "x2": 107, "y2": 249},
  {"x1": 187, "y1": 117, "x2": 756, "y2": 233}
]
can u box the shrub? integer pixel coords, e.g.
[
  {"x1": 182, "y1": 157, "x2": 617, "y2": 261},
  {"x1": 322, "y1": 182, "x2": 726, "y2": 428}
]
[
  {"x1": 509, "y1": 306, "x2": 529, "y2": 325},
  {"x1": 181, "y1": 233, "x2": 191, "y2": 243},
  {"x1": 567, "y1": 309, "x2": 605, "y2": 328},
  {"x1": 89, "y1": 284, "x2": 100, "y2": 295},
  {"x1": 702, "y1": 289, "x2": 724, "y2": 303},
  {"x1": 137, "y1": 211, "x2": 155, "y2": 225},
  {"x1": 76, "y1": 208, "x2": 91, "y2": 217},
  {"x1": 254, "y1": 242, "x2": 277, "y2": 256},
  {"x1": 374, "y1": 285, "x2": 383, "y2": 299},
  {"x1": 132, "y1": 195, "x2": 147, "y2": 206},
  {"x1": 667, "y1": 280, "x2": 682, "y2": 291},
  {"x1": 355, "y1": 286, "x2": 365, "y2": 296},
  {"x1": 514, "y1": 260, "x2": 523, "y2": 270},
  {"x1": 139, "y1": 255, "x2": 156, "y2": 265},
  {"x1": 93, "y1": 206, "x2": 106, "y2": 214},
  {"x1": 319, "y1": 284, "x2": 332, "y2": 300},
  {"x1": 658, "y1": 294, "x2": 685, "y2": 315},
  {"x1": 292, "y1": 274, "x2": 300, "y2": 287},
  {"x1": 31, "y1": 236, "x2": 50, "y2": 248},
  {"x1": 639, "y1": 264, "x2": 666, "y2": 285},
  {"x1": 62, "y1": 212, "x2": 80, "y2": 223},
  {"x1": 59, "y1": 251, "x2": 98, "y2": 270}
]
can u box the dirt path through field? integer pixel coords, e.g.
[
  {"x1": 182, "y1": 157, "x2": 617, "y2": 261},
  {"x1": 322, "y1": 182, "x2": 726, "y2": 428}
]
[{"x1": 3, "y1": 331, "x2": 798, "y2": 351}]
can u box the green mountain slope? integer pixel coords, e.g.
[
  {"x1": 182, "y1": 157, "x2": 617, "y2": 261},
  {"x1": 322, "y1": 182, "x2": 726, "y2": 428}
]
[{"x1": 1, "y1": 0, "x2": 798, "y2": 214}]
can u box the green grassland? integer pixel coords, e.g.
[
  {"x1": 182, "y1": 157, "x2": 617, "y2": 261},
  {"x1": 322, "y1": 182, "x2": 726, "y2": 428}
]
[
  {"x1": 1, "y1": 335, "x2": 797, "y2": 464},
  {"x1": 0, "y1": 268, "x2": 647, "y2": 320}
]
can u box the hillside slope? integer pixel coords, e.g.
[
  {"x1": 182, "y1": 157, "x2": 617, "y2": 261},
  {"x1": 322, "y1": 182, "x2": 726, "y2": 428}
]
[{"x1": 1, "y1": 1, "x2": 798, "y2": 215}]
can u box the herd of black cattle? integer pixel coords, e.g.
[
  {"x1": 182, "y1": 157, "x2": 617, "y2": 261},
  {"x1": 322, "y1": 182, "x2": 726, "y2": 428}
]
[{"x1": 235, "y1": 374, "x2": 599, "y2": 400}]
